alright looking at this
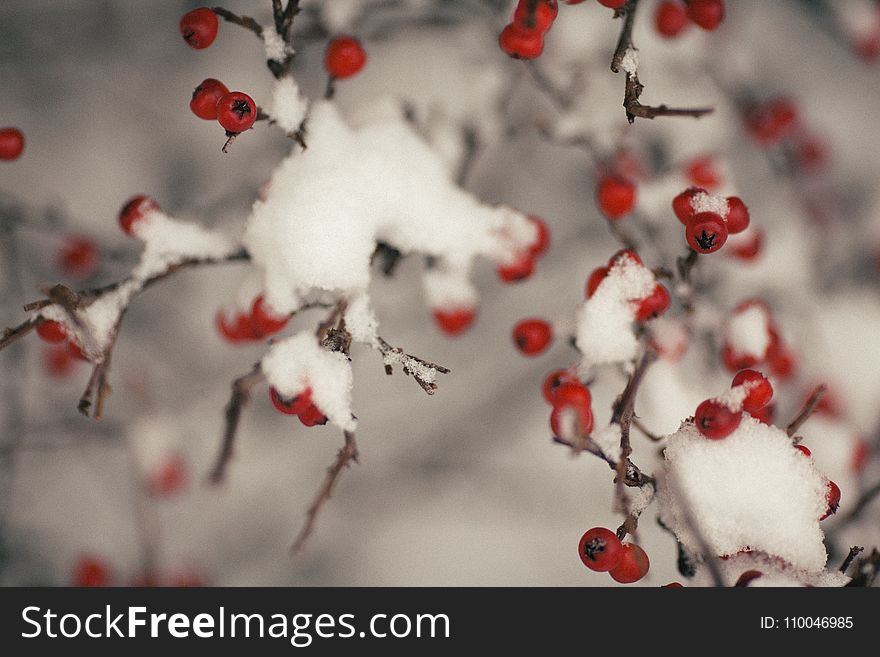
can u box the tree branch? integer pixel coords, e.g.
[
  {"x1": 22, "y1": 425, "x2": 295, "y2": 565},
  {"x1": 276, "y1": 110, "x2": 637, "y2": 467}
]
[
  {"x1": 787, "y1": 384, "x2": 826, "y2": 438},
  {"x1": 290, "y1": 430, "x2": 359, "y2": 554},
  {"x1": 212, "y1": 7, "x2": 263, "y2": 38},
  {"x1": 375, "y1": 336, "x2": 450, "y2": 395},
  {"x1": 208, "y1": 364, "x2": 266, "y2": 484}
]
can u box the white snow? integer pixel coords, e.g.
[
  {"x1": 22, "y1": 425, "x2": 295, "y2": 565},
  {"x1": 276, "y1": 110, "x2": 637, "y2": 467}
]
[
  {"x1": 267, "y1": 77, "x2": 309, "y2": 133},
  {"x1": 690, "y1": 190, "x2": 729, "y2": 216},
  {"x1": 591, "y1": 423, "x2": 622, "y2": 463},
  {"x1": 690, "y1": 550, "x2": 849, "y2": 587},
  {"x1": 261, "y1": 331, "x2": 356, "y2": 432},
  {"x1": 725, "y1": 303, "x2": 771, "y2": 360},
  {"x1": 659, "y1": 415, "x2": 830, "y2": 572},
  {"x1": 344, "y1": 291, "x2": 379, "y2": 345},
  {"x1": 575, "y1": 254, "x2": 656, "y2": 366},
  {"x1": 620, "y1": 46, "x2": 639, "y2": 76},
  {"x1": 422, "y1": 268, "x2": 478, "y2": 310},
  {"x1": 263, "y1": 25, "x2": 292, "y2": 62}
]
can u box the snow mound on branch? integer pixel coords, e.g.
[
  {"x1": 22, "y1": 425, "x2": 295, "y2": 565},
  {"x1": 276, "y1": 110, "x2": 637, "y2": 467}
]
[
  {"x1": 574, "y1": 254, "x2": 656, "y2": 367},
  {"x1": 38, "y1": 214, "x2": 236, "y2": 360},
  {"x1": 261, "y1": 332, "x2": 356, "y2": 432},
  {"x1": 244, "y1": 100, "x2": 533, "y2": 321},
  {"x1": 659, "y1": 415, "x2": 830, "y2": 572},
  {"x1": 691, "y1": 551, "x2": 849, "y2": 587},
  {"x1": 267, "y1": 77, "x2": 308, "y2": 133}
]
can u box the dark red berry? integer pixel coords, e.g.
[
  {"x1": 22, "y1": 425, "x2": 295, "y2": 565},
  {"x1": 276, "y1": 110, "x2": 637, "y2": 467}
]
[
  {"x1": 586, "y1": 266, "x2": 608, "y2": 298},
  {"x1": 795, "y1": 444, "x2": 811, "y2": 457},
  {"x1": 512, "y1": 318, "x2": 553, "y2": 356},
  {"x1": 325, "y1": 36, "x2": 367, "y2": 79},
  {"x1": 118, "y1": 195, "x2": 160, "y2": 236},
  {"x1": 44, "y1": 345, "x2": 75, "y2": 377},
  {"x1": 734, "y1": 570, "x2": 763, "y2": 587},
  {"x1": 694, "y1": 399, "x2": 741, "y2": 439},
  {"x1": 0, "y1": 127, "x2": 25, "y2": 161},
  {"x1": 686, "y1": 0, "x2": 725, "y2": 31},
  {"x1": 635, "y1": 284, "x2": 670, "y2": 322},
  {"x1": 216, "y1": 92, "x2": 257, "y2": 133},
  {"x1": 72, "y1": 556, "x2": 110, "y2": 587},
  {"x1": 542, "y1": 369, "x2": 579, "y2": 404},
  {"x1": 608, "y1": 248, "x2": 643, "y2": 267},
  {"x1": 270, "y1": 387, "x2": 313, "y2": 416},
  {"x1": 686, "y1": 155, "x2": 721, "y2": 189},
  {"x1": 655, "y1": 1, "x2": 689, "y2": 38},
  {"x1": 497, "y1": 252, "x2": 535, "y2": 282},
  {"x1": 731, "y1": 369, "x2": 773, "y2": 413},
  {"x1": 190, "y1": 78, "x2": 229, "y2": 120},
  {"x1": 553, "y1": 382, "x2": 591, "y2": 410},
  {"x1": 298, "y1": 403, "x2": 328, "y2": 427},
  {"x1": 598, "y1": 0, "x2": 626, "y2": 8},
  {"x1": 527, "y1": 215, "x2": 551, "y2": 257},
  {"x1": 250, "y1": 295, "x2": 288, "y2": 338},
  {"x1": 578, "y1": 527, "x2": 623, "y2": 572},
  {"x1": 550, "y1": 401, "x2": 593, "y2": 437},
  {"x1": 596, "y1": 175, "x2": 636, "y2": 220},
  {"x1": 745, "y1": 98, "x2": 798, "y2": 146},
  {"x1": 820, "y1": 481, "x2": 841, "y2": 520},
  {"x1": 433, "y1": 307, "x2": 477, "y2": 336},
  {"x1": 57, "y1": 236, "x2": 98, "y2": 279},
  {"x1": 686, "y1": 212, "x2": 728, "y2": 254},
  {"x1": 672, "y1": 187, "x2": 704, "y2": 225},
  {"x1": 499, "y1": 23, "x2": 545, "y2": 59},
  {"x1": 750, "y1": 402, "x2": 774, "y2": 425},
  {"x1": 36, "y1": 320, "x2": 67, "y2": 343},
  {"x1": 513, "y1": 0, "x2": 558, "y2": 32},
  {"x1": 609, "y1": 543, "x2": 650, "y2": 583},
  {"x1": 180, "y1": 8, "x2": 219, "y2": 50},
  {"x1": 215, "y1": 310, "x2": 255, "y2": 343},
  {"x1": 725, "y1": 196, "x2": 750, "y2": 234}
]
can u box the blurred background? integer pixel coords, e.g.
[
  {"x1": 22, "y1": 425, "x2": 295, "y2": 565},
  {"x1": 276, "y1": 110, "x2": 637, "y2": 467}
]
[{"x1": 1, "y1": 0, "x2": 879, "y2": 586}]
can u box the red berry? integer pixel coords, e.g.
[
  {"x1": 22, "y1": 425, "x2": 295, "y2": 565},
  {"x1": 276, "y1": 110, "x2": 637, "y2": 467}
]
[
  {"x1": 550, "y1": 402, "x2": 594, "y2": 437},
  {"x1": 118, "y1": 195, "x2": 160, "y2": 237},
  {"x1": 751, "y1": 402, "x2": 774, "y2": 425},
  {"x1": 734, "y1": 570, "x2": 763, "y2": 587},
  {"x1": 851, "y1": 440, "x2": 871, "y2": 474},
  {"x1": 609, "y1": 543, "x2": 650, "y2": 583},
  {"x1": 270, "y1": 387, "x2": 314, "y2": 416},
  {"x1": 634, "y1": 284, "x2": 670, "y2": 322},
  {"x1": 672, "y1": 187, "x2": 704, "y2": 225},
  {"x1": 586, "y1": 266, "x2": 609, "y2": 298},
  {"x1": 722, "y1": 343, "x2": 758, "y2": 372},
  {"x1": 497, "y1": 252, "x2": 535, "y2": 282},
  {"x1": 250, "y1": 295, "x2": 289, "y2": 338},
  {"x1": 655, "y1": 1, "x2": 689, "y2": 38},
  {"x1": 686, "y1": 155, "x2": 721, "y2": 189},
  {"x1": 553, "y1": 381, "x2": 592, "y2": 410},
  {"x1": 768, "y1": 345, "x2": 797, "y2": 380},
  {"x1": 820, "y1": 480, "x2": 841, "y2": 520},
  {"x1": 686, "y1": 0, "x2": 724, "y2": 31},
  {"x1": 180, "y1": 7, "x2": 219, "y2": 49},
  {"x1": 578, "y1": 527, "x2": 623, "y2": 572},
  {"x1": 67, "y1": 340, "x2": 88, "y2": 361},
  {"x1": 731, "y1": 369, "x2": 773, "y2": 413},
  {"x1": 0, "y1": 127, "x2": 25, "y2": 161},
  {"x1": 694, "y1": 399, "x2": 741, "y2": 439},
  {"x1": 729, "y1": 229, "x2": 763, "y2": 261},
  {"x1": 433, "y1": 307, "x2": 477, "y2": 336},
  {"x1": 686, "y1": 212, "x2": 728, "y2": 254},
  {"x1": 795, "y1": 444, "x2": 811, "y2": 457},
  {"x1": 725, "y1": 196, "x2": 750, "y2": 234},
  {"x1": 215, "y1": 311, "x2": 255, "y2": 343},
  {"x1": 745, "y1": 98, "x2": 798, "y2": 146},
  {"x1": 148, "y1": 455, "x2": 187, "y2": 497},
  {"x1": 542, "y1": 369, "x2": 579, "y2": 404},
  {"x1": 527, "y1": 215, "x2": 551, "y2": 257},
  {"x1": 325, "y1": 36, "x2": 367, "y2": 79},
  {"x1": 298, "y1": 403, "x2": 328, "y2": 427},
  {"x1": 663, "y1": 582, "x2": 684, "y2": 588},
  {"x1": 512, "y1": 318, "x2": 554, "y2": 356},
  {"x1": 57, "y1": 236, "x2": 98, "y2": 279},
  {"x1": 514, "y1": 0, "x2": 558, "y2": 32},
  {"x1": 598, "y1": 0, "x2": 627, "y2": 8},
  {"x1": 607, "y1": 249, "x2": 643, "y2": 267},
  {"x1": 72, "y1": 556, "x2": 111, "y2": 587},
  {"x1": 797, "y1": 136, "x2": 827, "y2": 171},
  {"x1": 44, "y1": 345, "x2": 74, "y2": 377},
  {"x1": 499, "y1": 23, "x2": 545, "y2": 60},
  {"x1": 190, "y1": 78, "x2": 229, "y2": 120},
  {"x1": 216, "y1": 92, "x2": 257, "y2": 133},
  {"x1": 596, "y1": 175, "x2": 636, "y2": 220},
  {"x1": 36, "y1": 320, "x2": 67, "y2": 343}
]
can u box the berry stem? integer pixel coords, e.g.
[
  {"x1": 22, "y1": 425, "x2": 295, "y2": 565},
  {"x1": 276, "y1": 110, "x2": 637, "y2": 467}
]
[
  {"x1": 840, "y1": 546, "x2": 864, "y2": 574},
  {"x1": 786, "y1": 383, "x2": 826, "y2": 437},
  {"x1": 211, "y1": 6, "x2": 263, "y2": 38},
  {"x1": 208, "y1": 364, "x2": 266, "y2": 485}
]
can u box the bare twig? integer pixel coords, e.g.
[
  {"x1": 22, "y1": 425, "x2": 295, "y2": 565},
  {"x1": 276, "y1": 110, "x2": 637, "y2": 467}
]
[
  {"x1": 0, "y1": 318, "x2": 37, "y2": 351},
  {"x1": 787, "y1": 384, "x2": 826, "y2": 437},
  {"x1": 840, "y1": 546, "x2": 864, "y2": 574},
  {"x1": 632, "y1": 417, "x2": 663, "y2": 442},
  {"x1": 838, "y1": 480, "x2": 880, "y2": 525},
  {"x1": 208, "y1": 364, "x2": 266, "y2": 484},
  {"x1": 212, "y1": 7, "x2": 263, "y2": 38},
  {"x1": 375, "y1": 336, "x2": 450, "y2": 395},
  {"x1": 610, "y1": 0, "x2": 713, "y2": 124},
  {"x1": 290, "y1": 430, "x2": 359, "y2": 554}
]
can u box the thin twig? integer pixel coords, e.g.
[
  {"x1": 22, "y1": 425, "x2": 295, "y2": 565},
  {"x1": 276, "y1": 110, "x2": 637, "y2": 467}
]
[
  {"x1": 632, "y1": 417, "x2": 663, "y2": 442},
  {"x1": 208, "y1": 365, "x2": 266, "y2": 484},
  {"x1": 375, "y1": 336, "x2": 450, "y2": 395},
  {"x1": 212, "y1": 7, "x2": 263, "y2": 37},
  {"x1": 787, "y1": 384, "x2": 826, "y2": 437},
  {"x1": 290, "y1": 430, "x2": 359, "y2": 554},
  {"x1": 838, "y1": 480, "x2": 880, "y2": 525},
  {"x1": 840, "y1": 546, "x2": 864, "y2": 574}
]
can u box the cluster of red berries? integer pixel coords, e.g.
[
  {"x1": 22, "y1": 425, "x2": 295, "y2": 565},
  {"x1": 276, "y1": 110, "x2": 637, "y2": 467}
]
[
  {"x1": 191, "y1": 79, "x2": 258, "y2": 134},
  {"x1": 499, "y1": 0, "x2": 559, "y2": 60},
  {"x1": 0, "y1": 127, "x2": 25, "y2": 161},
  {"x1": 596, "y1": 174, "x2": 637, "y2": 221},
  {"x1": 542, "y1": 369, "x2": 594, "y2": 438},
  {"x1": 654, "y1": 0, "x2": 725, "y2": 39},
  {"x1": 216, "y1": 296, "x2": 290, "y2": 343},
  {"x1": 722, "y1": 299, "x2": 796, "y2": 380},
  {"x1": 586, "y1": 250, "x2": 670, "y2": 321},
  {"x1": 693, "y1": 368, "x2": 773, "y2": 440},
  {"x1": 36, "y1": 320, "x2": 87, "y2": 377},
  {"x1": 672, "y1": 188, "x2": 749, "y2": 254},
  {"x1": 269, "y1": 387, "x2": 327, "y2": 427},
  {"x1": 578, "y1": 527, "x2": 649, "y2": 584},
  {"x1": 57, "y1": 236, "x2": 99, "y2": 280},
  {"x1": 325, "y1": 36, "x2": 367, "y2": 80},
  {"x1": 744, "y1": 97, "x2": 829, "y2": 175}
]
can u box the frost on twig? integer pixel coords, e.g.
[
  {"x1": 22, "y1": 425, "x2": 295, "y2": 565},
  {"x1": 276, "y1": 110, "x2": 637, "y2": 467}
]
[{"x1": 376, "y1": 336, "x2": 450, "y2": 395}]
